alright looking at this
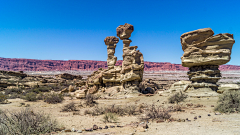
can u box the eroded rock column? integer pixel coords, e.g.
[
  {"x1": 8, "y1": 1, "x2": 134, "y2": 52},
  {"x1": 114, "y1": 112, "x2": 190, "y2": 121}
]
[
  {"x1": 117, "y1": 23, "x2": 144, "y2": 92},
  {"x1": 181, "y1": 28, "x2": 235, "y2": 96},
  {"x1": 102, "y1": 36, "x2": 122, "y2": 87}
]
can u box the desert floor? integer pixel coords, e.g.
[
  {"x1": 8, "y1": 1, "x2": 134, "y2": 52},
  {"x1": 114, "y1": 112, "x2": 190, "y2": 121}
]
[{"x1": 1, "y1": 94, "x2": 240, "y2": 135}]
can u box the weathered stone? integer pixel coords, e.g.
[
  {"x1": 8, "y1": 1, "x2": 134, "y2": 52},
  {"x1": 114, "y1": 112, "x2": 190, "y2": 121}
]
[
  {"x1": 181, "y1": 28, "x2": 235, "y2": 96},
  {"x1": 86, "y1": 23, "x2": 144, "y2": 94},
  {"x1": 55, "y1": 73, "x2": 82, "y2": 80}
]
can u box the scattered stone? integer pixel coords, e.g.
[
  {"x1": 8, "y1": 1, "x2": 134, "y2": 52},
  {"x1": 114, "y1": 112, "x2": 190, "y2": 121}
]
[
  {"x1": 194, "y1": 116, "x2": 197, "y2": 120},
  {"x1": 64, "y1": 129, "x2": 71, "y2": 132},
  {"x1": 198, "y1": 116, "x2": 201, "y2": 118},
  {"x1": 208, "y1": 114, "x2": 211, "y2": 116},
  {"x1": 211, "y1": 105, "x2": 214, "y2": 107},
  {"x1": 104, "y1": 126, "x2": 108, "y2": 129},
  {"x1": 110, "y1": 125, "x2": 115, "y2": 128},
  {"x1": 99, "y1": 127, "x2": 102, "y2": 130},
  {"x1": 85, "y1": 128, "x2": 93, "y2": 132},
  {"x1": 77, "y1": 130, "x2": 82, "y2": 133},
  {"x1": 93, "y1": 125, "x2": 98, "y2": 130},
  {"x1": 215, "y1": 113, "x2": 221, "y2": 115},
  {"x1": 156, "y1": 120, "x2": 165, "y2": 123},
  {"x1": 71, "y1": 128, "x2": 76, "y2": 132}
]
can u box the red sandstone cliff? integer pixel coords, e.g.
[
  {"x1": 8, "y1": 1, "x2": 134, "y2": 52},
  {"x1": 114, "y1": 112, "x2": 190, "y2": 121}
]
[{"x1": 0, "y1": 57, "x2": 239, "y2": 71}]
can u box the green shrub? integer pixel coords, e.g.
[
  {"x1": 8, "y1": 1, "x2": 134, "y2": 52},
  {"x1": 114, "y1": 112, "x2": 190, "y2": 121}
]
[
  {"x1": 214, "y1": 91, "x2": 240, "y2": 113},
  {"x1": 43, "y1": 93, "x2": 64, "y2": 104},
  {"x1": 168, "y1": 91, "x2": 188, "y2": 104},
  {"x1": 102, "y1": 113, "x2": 118, "y2": 123},
  {"x1": 24, "y1": 92, "x2": 38, "y2": 101},
  {"x1": 0, "y1": 109, "x2": 59, "y2": 134}
]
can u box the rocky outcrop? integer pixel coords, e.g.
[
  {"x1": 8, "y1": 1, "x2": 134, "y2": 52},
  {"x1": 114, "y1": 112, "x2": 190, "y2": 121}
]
[
  {"x1": 181, "y1": 28, "x2": 235, "y2": 96},
  {"x1": 0, "y1": 57, "x2": 240, "y2": 71},
  {"x1": 55, "y1": 73, "x2": 82, "y2": 80},
  {"x1": 117, "y1": 23, "x2": 144, "y2": 92}
]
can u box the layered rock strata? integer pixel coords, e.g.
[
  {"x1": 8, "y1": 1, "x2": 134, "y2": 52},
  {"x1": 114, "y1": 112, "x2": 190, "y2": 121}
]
[
  {"x1": 86, "y1": 23, "x2": 144, "y2": 94},
  {"x1": 181, "y1": 28, "x2": 235, "y2": 96},
  {"x1": 102, "y1": 36, "x2": 122, "y2": 87},
  {"x1": 117, "y1": 23, "x2": 144, "y2": 92}
]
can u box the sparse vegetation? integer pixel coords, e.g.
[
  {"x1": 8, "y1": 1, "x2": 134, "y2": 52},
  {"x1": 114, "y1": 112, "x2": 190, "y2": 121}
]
[
  {"x1": 0, "y1": 92, "x2": 8, "y2": 103},
  {"x1": 43, "y1": 93, "x2": 64, "y2": 104},
  {"x1": 102, "y1": 113, "x2": 119, "y2": 123},
  {"x1": 24, "y1": 92, "x2": 38, "y2": 101},
  {"x1": 0, "y1": 109, "x2": 59, "y2": 135},
  {"x1": 84, "y1": 104, "x2": 139, "y2": 116},
  {"x1": 85, "y1": 94, "x2": 97, "y2": 106},
  {"x1": 168, "y1": 91, "x2": 188, "y2": 104},
  {"x1": 214, "y1": 91, "x2": 240, "y2": 113},
  {"x1": 61, "y1": 102, "x2": 77, "y2": 112},
  {"x1": 140, "y1": 104, "x2": 171, "y2": 121}
]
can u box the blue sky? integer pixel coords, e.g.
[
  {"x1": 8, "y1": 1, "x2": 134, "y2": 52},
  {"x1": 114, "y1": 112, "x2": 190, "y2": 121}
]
[{"x1": 0, "y1": 0, "x2": 239, "y2": 65}]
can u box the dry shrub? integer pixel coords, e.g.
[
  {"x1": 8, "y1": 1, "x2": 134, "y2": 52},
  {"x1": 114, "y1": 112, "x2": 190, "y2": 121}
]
[
  {"x1": 85, "y1": 94, "x2": 97, "y2": 106},
  {"x1": 0, "y1": 92, "x2": 8, "y2": 103},
  {"x1": 168, "y1": 91, "x2": 188, "y2": 104},
  {"x1": 24, "y1": 92, "x2": 38, "y2": 101},
  {"x1": 125, "y1": 104, "x2": 137, "y2": 115},
  {"x1": 102, "y1": 113, "x2": 119, "y2": 123},
  {"x1": 61, "y1": 102, "x2": 77, "y2": 112},
  {"x1": 0, "y1": 109, "x2": 59, "y2": 135},
  {"x1": 85, "y1": 104, "x2": 138, "y2": 116},
  {"x1": 43, "y1": 93, "x2": 64, "y2": 104},
  {"x1": 214, "y1": 91, "x2": 240, "y2": 113},
  {"x1": 140, "y1": 104, "x2": 171, "y2": 121}
]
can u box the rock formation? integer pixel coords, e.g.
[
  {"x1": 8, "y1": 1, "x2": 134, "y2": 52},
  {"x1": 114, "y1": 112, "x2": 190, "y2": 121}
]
[
  {"x1": 86, "y1": 23, "x2": 144, "y2": 94},
  {"x1": 181, "y1": 28, "x2": 235, "y2": 96},
  {"x1": 117, "y1": 23, "x2": 144, "y2": 92},
  {"x1": 102, "y1": 36, "x2": 122, "y2": 87}
]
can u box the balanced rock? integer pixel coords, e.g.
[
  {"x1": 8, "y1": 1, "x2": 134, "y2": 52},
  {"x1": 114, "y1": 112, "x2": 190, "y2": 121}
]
[
  {"x1": 180, "y1": 28, "x2": 235, "y2": 96},
  {"x1": 117, "y1": 23, "x2": 144, "y2": 92}
]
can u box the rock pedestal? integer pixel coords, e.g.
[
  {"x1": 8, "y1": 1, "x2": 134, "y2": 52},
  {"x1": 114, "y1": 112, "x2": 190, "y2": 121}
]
[
  {"x1": 117, "y1": 23, "x2": 144, "y2": 92},
  {"x1": 180, "y1": 28, "x2": 235, "y2": 96}
]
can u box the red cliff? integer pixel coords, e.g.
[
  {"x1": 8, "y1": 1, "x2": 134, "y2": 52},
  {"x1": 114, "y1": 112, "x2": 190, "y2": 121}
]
[{"x1": 0, "y1": 57, "x2": 239, "y2": 71}]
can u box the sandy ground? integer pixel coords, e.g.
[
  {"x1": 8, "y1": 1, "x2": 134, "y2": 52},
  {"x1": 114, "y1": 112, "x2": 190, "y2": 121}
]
[{"x1": 1, "y1": 94, "x2": 240, "y2": 135}]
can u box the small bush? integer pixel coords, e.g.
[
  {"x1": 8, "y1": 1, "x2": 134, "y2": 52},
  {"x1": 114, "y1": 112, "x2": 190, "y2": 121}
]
[
  {"x1": 61, "y1": 102, "x2": 77, "y2": 112},
  {"x1": 140, "y1": 104, "x2": 171, "y2": 121},
  {"x1": 4, "y1": 88, "x2": 23, "y2": 95},
  {"x1": 85, "y1": 94, "x2": 97, "y2": 106},
  {"x1": 168, "y1": 91, "x2": 188, "y2": 104},
  {"x1": 214, "y1": 91, "x2": 240, "y2": 113},
  {"x1": 25, "y1": 92, "x2": 38, "y2": 101},
  {"x1": 102, "y1": 113, "x2": 118, "y2": 123},
  {"x1": 43, "y1": 93, "x2": 64, "y2": 104},
  {"x1": 0, "y1": 109, "x2": 59, "y2": 134},
  {"x1": 125, "y1": 105, "x2": 137, "y2": 115},
  {"x1": 0, "y1": 93, "x2": 8, "y2": 103}
]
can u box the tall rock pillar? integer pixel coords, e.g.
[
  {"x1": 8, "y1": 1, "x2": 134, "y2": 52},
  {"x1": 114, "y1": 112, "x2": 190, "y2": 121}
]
[{"x1": 117, "y1": 23, "x2": 144, "y2": 92}]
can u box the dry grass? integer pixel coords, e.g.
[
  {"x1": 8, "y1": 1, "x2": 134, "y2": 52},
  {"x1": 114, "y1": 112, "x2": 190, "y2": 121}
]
[
  {"x1": 214, "y1": 91, "x2": 240, "y2": 113},
  {"x1": 168, "y1": 91, "x2": 188, "y2": 104},
  {"x1": 0, "y1": 109, "x2": 59, "y2": 135},
  {"x1": 61, "y1": 102, "x2": 77, "y2": 112}
]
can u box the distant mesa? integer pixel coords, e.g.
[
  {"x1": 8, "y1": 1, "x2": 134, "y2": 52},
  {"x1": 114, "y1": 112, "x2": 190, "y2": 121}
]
[{"x1": 0, "y1": 57, "x2": 240, "y2": 71}]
